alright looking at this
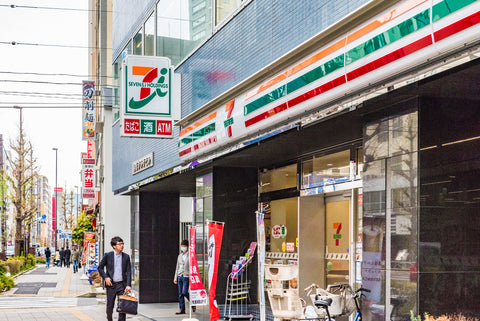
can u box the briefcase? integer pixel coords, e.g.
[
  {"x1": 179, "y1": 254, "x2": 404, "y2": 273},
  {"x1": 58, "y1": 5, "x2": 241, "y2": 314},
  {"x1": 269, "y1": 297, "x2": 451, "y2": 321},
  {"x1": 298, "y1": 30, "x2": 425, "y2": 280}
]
[{"x1": 117, "y1": 292, "x2": 138, "y2": 315}]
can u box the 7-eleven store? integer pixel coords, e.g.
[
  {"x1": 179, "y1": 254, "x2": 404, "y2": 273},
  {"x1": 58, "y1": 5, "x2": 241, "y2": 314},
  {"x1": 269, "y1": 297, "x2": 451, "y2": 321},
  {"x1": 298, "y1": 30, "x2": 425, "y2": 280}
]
[{"x1": 132, "y1": 0, "x2": 480, "y2": 319}]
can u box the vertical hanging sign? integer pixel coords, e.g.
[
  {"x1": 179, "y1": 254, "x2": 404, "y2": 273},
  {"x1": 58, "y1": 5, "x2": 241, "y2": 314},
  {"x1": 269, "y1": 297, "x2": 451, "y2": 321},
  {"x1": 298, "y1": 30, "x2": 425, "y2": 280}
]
[
  {"x1": 189, "y1": 227, "x2": 208, "y2": 306},
  {"x1": 208, "y1": 222, "x2": 224, "y2": 321},
  {"x1": 82, "y1": 155, "x2": 95, "y2": 199},
  {"x1": 256, "y1": 211, "x2": 266, "y2": 321},
  {"x1": 82, "y1": 81, "x2": 95, "y2": 140}
]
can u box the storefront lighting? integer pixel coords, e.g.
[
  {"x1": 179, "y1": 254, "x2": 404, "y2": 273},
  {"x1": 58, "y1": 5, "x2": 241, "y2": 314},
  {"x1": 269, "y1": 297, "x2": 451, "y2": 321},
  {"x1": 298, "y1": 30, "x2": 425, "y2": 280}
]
[
  {"x1": 421, "y1": 180, "x2": 452, "y2": 186},
  {"x1": 441, "y1": 135, "x2": 480, "y2": 147},
  {"x1": 419, "y1": 145, "x2": 437, "y2": 151}
]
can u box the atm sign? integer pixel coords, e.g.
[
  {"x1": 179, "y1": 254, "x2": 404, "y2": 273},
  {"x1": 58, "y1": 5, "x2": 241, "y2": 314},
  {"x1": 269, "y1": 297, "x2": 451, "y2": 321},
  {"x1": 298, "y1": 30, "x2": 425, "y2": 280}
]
[{"x1": 123, "y1": 118, "x2": 173, "y2": 137}]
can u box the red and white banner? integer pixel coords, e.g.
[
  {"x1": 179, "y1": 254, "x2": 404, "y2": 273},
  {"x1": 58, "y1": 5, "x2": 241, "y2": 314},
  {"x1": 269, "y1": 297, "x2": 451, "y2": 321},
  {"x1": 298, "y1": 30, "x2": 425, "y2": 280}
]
[
  {"x1": 208, "y1": 222, "x2": 224, "y2": 321},
  {"x1": 189, "y1": 227, "x2": 208, "y2": 306}
]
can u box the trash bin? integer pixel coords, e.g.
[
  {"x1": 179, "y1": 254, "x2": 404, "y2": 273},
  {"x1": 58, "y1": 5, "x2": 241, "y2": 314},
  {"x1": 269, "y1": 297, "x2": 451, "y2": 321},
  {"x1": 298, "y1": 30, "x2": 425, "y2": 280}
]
[{"x1": 87, "y1": 265, "x2": 98, "y2": 285}]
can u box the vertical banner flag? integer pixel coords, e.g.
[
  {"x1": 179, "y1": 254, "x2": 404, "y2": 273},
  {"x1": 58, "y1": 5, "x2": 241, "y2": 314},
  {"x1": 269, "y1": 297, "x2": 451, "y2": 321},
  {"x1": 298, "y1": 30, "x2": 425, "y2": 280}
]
[
  {"x1": 83, "y1": 231, "x2": 95, "y2": 264},
  {"x1": 189, "y1": 227, "x2": 208, "y2": 306},
  {"x1": 208, "y1": 222, "x2": 224, "y2": 321},
  {"x1": 82, "y1": 81, "x2": 95, "y2": 140},
  {"x1": 256, "y1": 211, "x2": 266, "y2": 321}
]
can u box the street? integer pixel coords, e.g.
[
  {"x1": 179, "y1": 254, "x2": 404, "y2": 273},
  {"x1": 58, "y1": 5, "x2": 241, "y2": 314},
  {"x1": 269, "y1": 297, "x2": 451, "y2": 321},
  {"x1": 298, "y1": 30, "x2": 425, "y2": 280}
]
[{"x1": 0, "y1": 265, "x2": 190, "y2": 321}]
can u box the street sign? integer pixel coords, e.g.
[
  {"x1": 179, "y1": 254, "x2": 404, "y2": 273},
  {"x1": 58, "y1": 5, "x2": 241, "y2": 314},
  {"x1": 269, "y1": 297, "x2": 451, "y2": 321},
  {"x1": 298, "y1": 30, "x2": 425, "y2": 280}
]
[
  {"x1": 41, "y1": 214, "x2": 46, "y2": 220},
  {"x1": 63, "y1": 230, "x2": 72, "y2": 234}
]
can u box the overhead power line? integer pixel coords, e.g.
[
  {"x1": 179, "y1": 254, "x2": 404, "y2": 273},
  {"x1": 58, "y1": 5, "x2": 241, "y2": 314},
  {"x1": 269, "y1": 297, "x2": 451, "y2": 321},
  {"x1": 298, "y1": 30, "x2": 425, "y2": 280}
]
[
  {"x1": 0, "y1": 41, "x2": 112, "y2": 50},
  {"x1": 0, "y1": 71, "x2": 115, "y2": 79},
  {"x1": 0, "y1": 4, "x2": 113, "y2": 13}
]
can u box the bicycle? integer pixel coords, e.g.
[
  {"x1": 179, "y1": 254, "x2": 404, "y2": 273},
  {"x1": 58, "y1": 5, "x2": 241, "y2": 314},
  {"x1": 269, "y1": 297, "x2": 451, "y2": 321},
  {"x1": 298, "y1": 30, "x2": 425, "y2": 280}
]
[{"x1": 328, "y1": 284, "x2": 370, "y2": 321}]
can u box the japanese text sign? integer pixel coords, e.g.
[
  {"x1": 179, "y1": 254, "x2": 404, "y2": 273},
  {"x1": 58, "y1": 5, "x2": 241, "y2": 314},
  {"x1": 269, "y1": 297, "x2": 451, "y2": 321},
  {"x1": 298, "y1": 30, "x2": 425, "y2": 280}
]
[{"x1": 82, "y1": 81, "x2": 95, "y2": 140}]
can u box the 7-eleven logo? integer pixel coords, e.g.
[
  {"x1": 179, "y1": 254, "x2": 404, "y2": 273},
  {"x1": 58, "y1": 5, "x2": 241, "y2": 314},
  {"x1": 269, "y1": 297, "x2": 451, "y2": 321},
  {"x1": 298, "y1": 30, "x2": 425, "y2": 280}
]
[{"x1": 128, "y1": 66, "x2": 169, "y2": 109}]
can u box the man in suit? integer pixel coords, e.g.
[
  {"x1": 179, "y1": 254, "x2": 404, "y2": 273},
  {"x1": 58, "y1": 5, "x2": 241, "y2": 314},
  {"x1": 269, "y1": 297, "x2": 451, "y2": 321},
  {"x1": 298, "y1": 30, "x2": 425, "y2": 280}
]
[
  {"x1": 98, "y1": 236, "x2": 132, "y2": 321},
  {"x1": 65, "y1": 246, "x2": 71, "y2": 268},
  {"x1": 59, "y1": 248, "x2": 65, "y2": 267}
]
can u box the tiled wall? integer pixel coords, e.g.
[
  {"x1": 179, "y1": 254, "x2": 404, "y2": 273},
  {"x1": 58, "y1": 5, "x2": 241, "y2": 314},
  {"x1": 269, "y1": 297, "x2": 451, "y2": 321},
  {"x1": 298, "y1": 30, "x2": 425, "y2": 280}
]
[{"x1": 112, "y1": 0, "x2": 370, "y2": 192}]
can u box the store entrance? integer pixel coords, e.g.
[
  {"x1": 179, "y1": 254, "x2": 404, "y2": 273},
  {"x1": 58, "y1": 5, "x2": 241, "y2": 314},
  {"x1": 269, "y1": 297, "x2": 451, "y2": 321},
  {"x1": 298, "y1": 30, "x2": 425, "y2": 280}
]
[{"x1": 298, "y1": 193, "x2": 352, "y2": 300}]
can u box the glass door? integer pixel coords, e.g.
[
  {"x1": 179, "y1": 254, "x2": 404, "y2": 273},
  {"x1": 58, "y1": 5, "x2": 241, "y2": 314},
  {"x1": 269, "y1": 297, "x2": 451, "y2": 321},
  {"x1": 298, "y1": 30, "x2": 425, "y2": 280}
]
[{"x1": 325, "y1": 195, "x2": 350, "y2": 286}]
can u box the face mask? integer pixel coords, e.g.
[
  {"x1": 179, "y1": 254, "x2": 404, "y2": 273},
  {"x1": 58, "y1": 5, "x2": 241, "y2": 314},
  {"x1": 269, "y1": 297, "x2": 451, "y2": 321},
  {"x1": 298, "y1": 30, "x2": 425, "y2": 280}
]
[{"x1": 181, "y1": 246, "x2": 188, "y2": 253}]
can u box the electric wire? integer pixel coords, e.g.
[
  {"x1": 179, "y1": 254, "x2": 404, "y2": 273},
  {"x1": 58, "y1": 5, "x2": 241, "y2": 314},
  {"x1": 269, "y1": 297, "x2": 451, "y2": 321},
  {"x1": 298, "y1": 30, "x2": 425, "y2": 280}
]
[
  {"x1": 0, "y1": 41, "x2": 111, "y2": 50},
  {"x1": 0, "y1": 4, "x2": 113, "y2": 13},
  {"x1": 0, "y1": 71, "x2": 115, "y2": 79}
]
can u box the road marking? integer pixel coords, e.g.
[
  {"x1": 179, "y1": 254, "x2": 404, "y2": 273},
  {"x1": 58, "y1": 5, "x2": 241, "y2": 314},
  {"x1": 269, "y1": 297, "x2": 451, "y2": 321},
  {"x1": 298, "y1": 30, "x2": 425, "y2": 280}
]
[
  {"x1": 68, "y1": 307, "x2": 96, "y2": 321},
  {"x1": 55, "y1": 267, "x2": 72, "y2": 296}
]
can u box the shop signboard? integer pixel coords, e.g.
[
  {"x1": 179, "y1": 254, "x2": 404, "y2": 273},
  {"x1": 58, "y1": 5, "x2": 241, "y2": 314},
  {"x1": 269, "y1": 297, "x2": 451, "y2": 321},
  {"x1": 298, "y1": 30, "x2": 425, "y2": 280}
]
[
  {"x1": 82, "y1": 81, "x2": 95, "y2": 140},
  {"x1": 82, "y1": 156, "x2": 95, "y2": 199},
  {"x1": 189, "y1": 227, "x2": 208, "y2": 306},
  {"x1": 271, "y1": 224, "x2": 287, "y2": 239},
  {"x1": 121, "y1": 55, "x2": 180, "y2": 138},
  {"x1": 178, "y1": 0, "x2": 480, "y2": 162}
]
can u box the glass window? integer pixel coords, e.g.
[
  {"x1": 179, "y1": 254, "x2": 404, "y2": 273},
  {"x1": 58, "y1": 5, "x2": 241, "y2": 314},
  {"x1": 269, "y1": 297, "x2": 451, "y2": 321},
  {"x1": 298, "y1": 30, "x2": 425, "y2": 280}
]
[
  {"x1": 216, "y1": 0, "x2": 241, "y2": 25},
  {"x1": 133, "y1": 28, "x2": 143, "y2": 55},
  {"x1": 157, "y1": 0, "x2": 212, "y2": 66},
  {"x1": 112, "y1": 57, "x2": 121, "y2": 122},
  {"x1": 144, "y1": 13, "x2": 155, "y2": 56},
  {"x1": 301, "y1": 150, "x2": 351, "y2": 189},
  {"x1": 264, "y1": 198, "x2": 298, "y2": 255},
  {"x1": 260, "y1": 164, "x2": 297, "y2": 193}
]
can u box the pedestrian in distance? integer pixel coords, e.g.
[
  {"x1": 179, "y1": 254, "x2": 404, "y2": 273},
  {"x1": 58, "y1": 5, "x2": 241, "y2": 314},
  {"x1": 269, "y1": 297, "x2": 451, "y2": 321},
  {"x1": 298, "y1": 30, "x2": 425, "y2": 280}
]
[
  {"x1": 65, "y1": 246, "x2": 71, "y2": 268},
  {"x1": 71, "y1": 245, "x2": 80, "y2": 273},
  {"x1": 98, "y1": 236, "x2": 132, "y2": 321},
  {"x1": 59, "y1": 248, "x2": 65, "y2": 267},
  {"x1": 173, "y1": 240, "x2": 195, "y2": 314},
  {"x1": 45, "y1": 247, "x2": 51, "y2": 268},
  {"x1": 55, "y1": 249, "x2": 60, "y2": 266}
]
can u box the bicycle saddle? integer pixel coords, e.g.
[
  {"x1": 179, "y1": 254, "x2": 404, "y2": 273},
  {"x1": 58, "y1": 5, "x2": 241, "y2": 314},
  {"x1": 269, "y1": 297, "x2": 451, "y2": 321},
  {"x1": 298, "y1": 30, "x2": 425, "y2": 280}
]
[{"x1": 314, "y1": 297, "x2": 332, "y2": 308}]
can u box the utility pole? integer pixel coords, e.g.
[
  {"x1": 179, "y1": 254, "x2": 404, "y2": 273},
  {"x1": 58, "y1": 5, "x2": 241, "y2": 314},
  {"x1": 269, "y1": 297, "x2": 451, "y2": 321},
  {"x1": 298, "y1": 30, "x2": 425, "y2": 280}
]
[{"x1": 52, "y1": 148, "x2": 58, "y2": 251}]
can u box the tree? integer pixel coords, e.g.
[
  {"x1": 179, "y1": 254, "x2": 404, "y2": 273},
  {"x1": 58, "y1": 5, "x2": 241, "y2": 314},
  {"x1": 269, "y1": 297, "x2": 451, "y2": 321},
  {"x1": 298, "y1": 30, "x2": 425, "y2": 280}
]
[
  {"x1": 9, "y1": 118, "x2": 38, "y2": 257},
  {"x1": 72, "y1": 211, "x2": 94, "y2": 246}
]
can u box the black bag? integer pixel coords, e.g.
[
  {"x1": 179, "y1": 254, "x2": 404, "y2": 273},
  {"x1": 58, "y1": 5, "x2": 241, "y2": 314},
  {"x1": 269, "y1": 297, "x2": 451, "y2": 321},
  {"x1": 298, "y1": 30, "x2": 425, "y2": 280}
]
[
  {"x1": 117, "y1": 292, "x2": 138, "y2": 315},
  {"x1": 78, "y1": 261, "x2": 81, "y2": 268}
]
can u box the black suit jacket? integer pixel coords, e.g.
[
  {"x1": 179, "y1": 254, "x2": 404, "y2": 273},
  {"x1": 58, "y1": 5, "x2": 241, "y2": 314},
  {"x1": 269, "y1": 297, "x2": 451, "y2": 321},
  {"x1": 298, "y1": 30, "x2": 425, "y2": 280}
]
[{"x1": 98, "y1": 251, "x2": 132, "y2": 287}]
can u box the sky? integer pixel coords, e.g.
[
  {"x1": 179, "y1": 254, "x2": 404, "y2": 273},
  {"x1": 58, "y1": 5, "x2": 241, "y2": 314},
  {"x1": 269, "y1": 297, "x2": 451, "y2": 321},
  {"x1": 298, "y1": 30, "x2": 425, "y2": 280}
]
[{"x1": 0, "y1": 0, "x2": 88, "y2": 193}]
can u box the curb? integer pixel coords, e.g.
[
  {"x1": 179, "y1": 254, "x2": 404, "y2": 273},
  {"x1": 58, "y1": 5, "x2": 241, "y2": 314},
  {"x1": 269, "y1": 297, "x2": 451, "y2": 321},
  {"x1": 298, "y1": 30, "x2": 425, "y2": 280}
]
[{"x1": 11, "y1": 265, "x2": 37, "y2": 279}]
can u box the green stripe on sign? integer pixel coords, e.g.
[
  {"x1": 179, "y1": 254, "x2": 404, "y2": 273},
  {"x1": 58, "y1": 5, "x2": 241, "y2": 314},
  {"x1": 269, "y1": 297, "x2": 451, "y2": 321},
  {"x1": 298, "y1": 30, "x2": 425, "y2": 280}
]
[
  {"x1": 286, "y1": 54, "x2": 345, "y2": 93},
  {"x1": 346, "y1": 9, "x2": 430, "y2": 65},
  {"x1": 242, "y1": 1, "x2": 475, "y2": 117},
  {"x1": 433, "y1": 0, "x2": 478, "y2": 22},
  {"x1": 178, "y1": 122, "x2": 216, "y2": 147},
  {"x1": 243, "y1": 55, "x2": 345, "y2": 116},
  {"x1": 244, "y1": 85, "x2": 287, "y2": 115}
]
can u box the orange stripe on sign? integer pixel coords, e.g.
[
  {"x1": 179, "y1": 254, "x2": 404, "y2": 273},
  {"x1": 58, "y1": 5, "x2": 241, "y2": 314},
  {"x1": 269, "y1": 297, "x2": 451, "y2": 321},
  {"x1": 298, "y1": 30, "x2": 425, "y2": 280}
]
[
  {"x1": 179, "y1": 112, "x2": 217, "y2": 137},
  {"x1": 244, "y1": 0, "x2": 426, "y2": 100},
  {"x1": 245, "y1": 38, "x2": 347, "y2": 100},
  {"x1": 132, "y1": 66, "x2": 154, "y2": 75},
  {"x1": 347, "y1": 0, "x2": 428, "y2": 44}
]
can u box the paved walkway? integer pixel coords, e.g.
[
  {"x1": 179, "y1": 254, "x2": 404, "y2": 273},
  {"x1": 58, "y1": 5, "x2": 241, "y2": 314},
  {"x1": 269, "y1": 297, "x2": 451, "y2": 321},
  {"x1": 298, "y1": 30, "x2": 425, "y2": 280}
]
[{"x1": 0, "y1": 264, "x2": 204, "y2": 321}]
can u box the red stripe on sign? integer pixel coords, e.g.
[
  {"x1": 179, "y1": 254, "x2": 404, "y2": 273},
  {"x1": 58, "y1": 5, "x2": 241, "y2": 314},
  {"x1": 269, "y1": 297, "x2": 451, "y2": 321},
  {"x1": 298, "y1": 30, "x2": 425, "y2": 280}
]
[
  {"x1": 434, "y1": 11, "x2": 480, "y2": 42},
  {"x1": 347, "y1": 35, "x2": 433, "y2": 81},
  {"x1": 179, "y1": 147, "x2": 192, "y2": 157},
  {"x1": 287, "y1": 76, "x2": 347, "y2": 108},
  {"x1": 244, "y1": 76, "x2": 346, "y2": 127},
  {"x1": 245, "y1": 103, "x2": 288, "y2": 127},
  {"x1": 179, "y1": 136, "x2": 217, "y2": 157}
]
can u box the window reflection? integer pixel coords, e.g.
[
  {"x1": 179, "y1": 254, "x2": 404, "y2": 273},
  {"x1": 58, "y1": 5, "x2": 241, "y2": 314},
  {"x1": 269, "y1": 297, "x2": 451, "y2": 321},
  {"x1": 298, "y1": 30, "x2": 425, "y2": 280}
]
[
  {"x1": 260, "y1": 164, "x2": 297, "y2": 193},
  {"x1": 301, "y1": 150, "x2": 351, "y2": 189},
  {"x1": 216, "y1": 0, "x2": 241, "y2": 25},
  {"x1": 144, "y1": 13, "x2": 155, "y2": 56},
  {"x1": 157, "y1": 0, "x2": 212, "y2": 66},
  {"x1": 133, "y1": 28, "x2": 143, "y2": 55}
]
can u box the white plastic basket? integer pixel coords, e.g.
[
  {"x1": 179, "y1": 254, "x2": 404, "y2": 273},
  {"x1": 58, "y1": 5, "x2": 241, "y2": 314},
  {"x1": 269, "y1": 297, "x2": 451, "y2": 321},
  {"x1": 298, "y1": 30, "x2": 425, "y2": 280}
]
[{"x1": 311, "y1": 288, "x2": 344, "y2": 317}]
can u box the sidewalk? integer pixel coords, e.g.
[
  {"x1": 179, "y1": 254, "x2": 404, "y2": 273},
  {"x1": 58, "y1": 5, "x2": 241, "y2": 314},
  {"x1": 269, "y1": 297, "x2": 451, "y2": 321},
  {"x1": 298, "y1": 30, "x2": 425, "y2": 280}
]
[{"x1": 2, "y1": 264, "x2": 205, "y2": 320}]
